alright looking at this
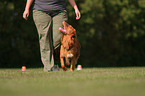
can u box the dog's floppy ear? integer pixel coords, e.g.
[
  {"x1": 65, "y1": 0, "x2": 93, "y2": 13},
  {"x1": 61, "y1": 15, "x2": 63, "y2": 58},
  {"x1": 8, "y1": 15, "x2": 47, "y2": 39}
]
[{"x1": 68, "y1": 25, "x2": 76, "y2": 34}]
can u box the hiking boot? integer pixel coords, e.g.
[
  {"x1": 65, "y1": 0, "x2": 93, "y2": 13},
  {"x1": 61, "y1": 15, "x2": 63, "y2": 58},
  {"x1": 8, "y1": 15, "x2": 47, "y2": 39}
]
[{"x1": 50, "y1": 65, "x2": 59, "y2": 72}]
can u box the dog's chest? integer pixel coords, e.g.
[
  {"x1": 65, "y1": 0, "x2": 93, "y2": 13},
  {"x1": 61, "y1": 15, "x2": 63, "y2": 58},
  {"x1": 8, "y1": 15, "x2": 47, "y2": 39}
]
[{"x1": 61, "y1": 46, "x2": 76, "y2": 58}]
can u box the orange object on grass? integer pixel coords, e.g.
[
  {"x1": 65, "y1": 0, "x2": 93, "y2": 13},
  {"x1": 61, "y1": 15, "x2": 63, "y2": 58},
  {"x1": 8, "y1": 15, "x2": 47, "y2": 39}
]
[
  {"x1": 22, "y1": 66, "x2": 26, "y2": 71},
  {"x1": 77, "y1": 65, "x2": 82, "y2": 70}
]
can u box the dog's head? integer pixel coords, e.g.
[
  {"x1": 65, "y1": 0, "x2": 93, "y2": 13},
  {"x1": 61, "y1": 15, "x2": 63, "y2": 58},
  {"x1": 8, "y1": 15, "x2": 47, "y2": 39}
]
[
  {"x1": 59, "y1": 21, "x2": 76, "y2": 35},
  {"x1": 59, "y1": 21, "x2": 77, "y2": 51}
]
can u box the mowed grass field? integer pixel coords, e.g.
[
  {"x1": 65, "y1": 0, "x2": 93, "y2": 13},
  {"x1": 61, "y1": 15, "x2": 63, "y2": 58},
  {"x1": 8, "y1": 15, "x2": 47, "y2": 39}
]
[{"x1": 0, "y1": 67, "x2": 145, "y2": 96}]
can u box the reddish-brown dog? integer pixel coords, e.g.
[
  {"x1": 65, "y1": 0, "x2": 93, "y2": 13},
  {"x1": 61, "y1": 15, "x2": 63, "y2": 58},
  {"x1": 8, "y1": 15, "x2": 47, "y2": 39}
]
[{"x1": 59, "y1": 21, "x2": 81, "y2": 71}]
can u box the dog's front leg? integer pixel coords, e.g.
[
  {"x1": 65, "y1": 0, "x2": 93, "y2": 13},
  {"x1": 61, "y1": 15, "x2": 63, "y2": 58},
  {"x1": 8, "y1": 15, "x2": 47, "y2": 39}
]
[
  {"x1": 60, "y1": 46, "x2": 67, "y2": 71},
  {"x1": 70, "y1": 58, "x2": 75, "y2": 71},
  {"x1": 60, "y1": 57, "x2": 67, "y2": 71}
]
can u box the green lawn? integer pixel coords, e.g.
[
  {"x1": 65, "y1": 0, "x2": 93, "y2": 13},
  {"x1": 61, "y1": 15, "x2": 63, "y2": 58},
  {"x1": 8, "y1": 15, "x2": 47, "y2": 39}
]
[{"x1": 0, "y1": 67, "x2": 145, "y2": 96}]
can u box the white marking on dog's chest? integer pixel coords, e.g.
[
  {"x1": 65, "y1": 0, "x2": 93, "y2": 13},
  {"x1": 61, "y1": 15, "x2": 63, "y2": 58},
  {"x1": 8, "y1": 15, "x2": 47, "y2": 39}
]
[{"x1": 67, "y1": 54, "x2": 74, "y2": 58}]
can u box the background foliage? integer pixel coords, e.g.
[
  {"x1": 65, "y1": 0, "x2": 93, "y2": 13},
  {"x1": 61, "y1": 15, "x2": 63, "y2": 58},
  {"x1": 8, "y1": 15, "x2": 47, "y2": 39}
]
[{"x1": 0, "y1": 0, "x2": 145, "y2": 68}]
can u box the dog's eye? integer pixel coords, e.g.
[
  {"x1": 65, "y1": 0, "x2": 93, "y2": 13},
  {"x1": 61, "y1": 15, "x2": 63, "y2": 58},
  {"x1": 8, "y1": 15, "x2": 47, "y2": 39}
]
[{"x1": 71, "y1": 36, "x2": 75, "y2": 39}]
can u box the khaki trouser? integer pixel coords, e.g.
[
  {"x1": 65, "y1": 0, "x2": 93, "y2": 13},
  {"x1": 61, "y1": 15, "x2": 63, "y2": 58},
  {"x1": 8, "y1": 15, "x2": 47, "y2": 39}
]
[{"x1": 33, "y1": 10, "x2": 68, "y2": 72}]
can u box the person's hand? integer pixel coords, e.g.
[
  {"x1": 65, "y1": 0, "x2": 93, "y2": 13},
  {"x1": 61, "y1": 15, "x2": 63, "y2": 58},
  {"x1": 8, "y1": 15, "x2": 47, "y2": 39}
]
[
  {"x1": 23, "y1": 10, "x2": 29, "y2": 20},
  {"x1": 75, "y1": 8, "x2": 81, "y2": 20}
]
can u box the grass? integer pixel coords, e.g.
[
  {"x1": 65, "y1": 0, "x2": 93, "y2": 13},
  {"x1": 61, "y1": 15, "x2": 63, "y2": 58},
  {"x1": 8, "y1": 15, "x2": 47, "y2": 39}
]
[{"x1": 0, "y1": 67, "x2": 145, "y2": 96}]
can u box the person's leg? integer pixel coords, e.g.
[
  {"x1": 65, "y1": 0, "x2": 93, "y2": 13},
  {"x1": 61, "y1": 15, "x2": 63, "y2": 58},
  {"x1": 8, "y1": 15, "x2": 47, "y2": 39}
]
[
  {"x1": 53, "y1": 10, "x2": 68, "y2": 49},
  {"x1": 52, "y1": 10, "x2": 68, "y2": 65},
  {"x1": 33, "y1": 10, "x2": 54, "y2": 72}
]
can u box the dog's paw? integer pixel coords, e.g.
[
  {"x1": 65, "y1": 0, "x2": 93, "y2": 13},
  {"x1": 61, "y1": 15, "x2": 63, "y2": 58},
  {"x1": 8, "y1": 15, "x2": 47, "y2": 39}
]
[
  {"x1": 62, "y1": 67, "x2": 67, "y2": 71},
  {"x1": 70, "y1": 68, "x2": 74, "y2": 71}
]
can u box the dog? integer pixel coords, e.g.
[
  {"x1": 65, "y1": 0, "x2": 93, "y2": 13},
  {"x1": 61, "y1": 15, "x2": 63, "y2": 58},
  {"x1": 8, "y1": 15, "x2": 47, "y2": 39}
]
[{"x1": 59, "y1": 21, "x2": 81, "y2": 71}]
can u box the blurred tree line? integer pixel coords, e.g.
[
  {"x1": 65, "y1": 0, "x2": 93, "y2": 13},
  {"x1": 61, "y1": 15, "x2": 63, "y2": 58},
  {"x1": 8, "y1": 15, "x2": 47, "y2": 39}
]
[{"x1": 0, "y1": 0, "x2": 145, "y2": 68}]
